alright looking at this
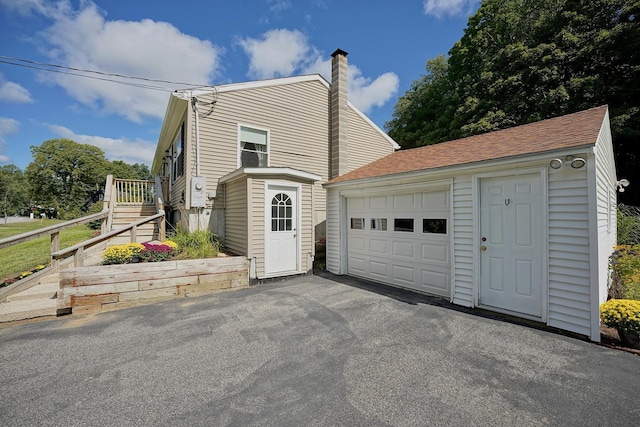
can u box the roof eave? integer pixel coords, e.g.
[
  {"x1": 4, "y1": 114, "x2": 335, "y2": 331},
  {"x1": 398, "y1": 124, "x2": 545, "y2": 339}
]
[{"x1": 324, "y1": 143, "x2": 596, "y2": 188}]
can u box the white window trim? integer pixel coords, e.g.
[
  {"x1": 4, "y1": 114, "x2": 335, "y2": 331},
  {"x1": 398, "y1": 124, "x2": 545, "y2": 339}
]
[{"x1": 237, "y1": 123, "x2": 270, "y2": 169}]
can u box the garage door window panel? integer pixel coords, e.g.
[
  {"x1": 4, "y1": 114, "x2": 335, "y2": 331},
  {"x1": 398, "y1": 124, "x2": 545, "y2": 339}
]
[
  {"x1": 351, "y1": 218, "x2": 365, "y2": 230},
  {"x1": 394, "y1": 218, "x2": 414, "y2": 232},
  {"x1": 423, "y1": 219, "x2": 447, "y2": 234},
  {"x1": 371, "y1": 218, "x2": 387, "y2": 231}
]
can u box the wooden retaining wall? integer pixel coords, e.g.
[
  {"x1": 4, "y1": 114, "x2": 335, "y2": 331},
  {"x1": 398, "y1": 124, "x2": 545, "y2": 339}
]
[{"x1": 58, "y1": 257, "x2": 249, "y2": 315}]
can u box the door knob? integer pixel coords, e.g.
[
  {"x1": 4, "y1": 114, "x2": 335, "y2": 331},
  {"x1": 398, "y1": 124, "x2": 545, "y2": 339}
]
[{"x1": 481, "y1": 246, "x2": 487, "y2": 251}]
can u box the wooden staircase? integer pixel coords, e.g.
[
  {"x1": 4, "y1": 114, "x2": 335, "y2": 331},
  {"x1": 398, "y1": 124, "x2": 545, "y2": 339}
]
[
  {"x1": 108, "y1": 178, "x2": 166, "y2": 245},
  {"x1": 0, "y1": 175, "x2": 168, "y2": 324}
]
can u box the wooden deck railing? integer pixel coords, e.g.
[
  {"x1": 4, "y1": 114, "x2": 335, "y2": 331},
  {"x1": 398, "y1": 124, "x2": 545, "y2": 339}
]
[
  {"x1": 51, "y1": 212, "x2": 165, "y2": 267},
  {"x1": 114, "y1": 178, "x2": 156, "y2": 205},
  {"x1": 0, "y1": 174, "x2": 166, "y2": 302}
]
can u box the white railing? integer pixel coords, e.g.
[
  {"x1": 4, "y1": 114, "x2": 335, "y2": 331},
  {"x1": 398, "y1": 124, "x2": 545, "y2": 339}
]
[{"x1": 114, "y1": 179, "x2": 156, "y2": 205}]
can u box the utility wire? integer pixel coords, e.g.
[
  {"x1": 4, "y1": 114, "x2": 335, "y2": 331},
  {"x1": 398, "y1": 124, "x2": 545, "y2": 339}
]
[
  {"x1": 0, "y1": 59, "x2": 170, "y2": 91},
  {"x1": 0, "y1": 55, "x2": 214, "y2": 91}
]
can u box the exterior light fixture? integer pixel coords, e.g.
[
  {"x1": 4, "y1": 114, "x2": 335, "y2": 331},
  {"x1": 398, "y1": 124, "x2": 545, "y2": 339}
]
[
  {"x1": 570, "y1": 157, "x2": 586, "y2": 169},
  {"x1": 617, "y1": 179, "x2": 630, "y2": 192},
  {"x1": 549, "y1": 155, "x2": 586, "y2": 170},
  {"x1": 549, "y1": 158, "x2": 563, "y2": 169}
]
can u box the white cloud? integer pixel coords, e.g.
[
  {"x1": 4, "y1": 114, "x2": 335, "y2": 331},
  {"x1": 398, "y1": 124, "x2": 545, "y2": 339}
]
[
  {"x1": 20, "y1": 1, "x2": 222, "y2": 122},
  {"x1": 423, "y1": 0, "x2": 480, "y2": 18},
  {"x1": 0, "y1": 117, "x2": 20, "y2": 163},
  {"x1": 0, "y1": 0, "x2": 54, "y2": 17},
  {"x1": 48, "y1": 124, "x2": 156, "y2": 165},
  {"x1": 239, "y1": 29, "x2": 399, "y2": 113},
  {"x1": 267, "y1": 0, "x2": 291, "y2": 12},
  {"x1": 238, "y1": 29, "x2": 316, "y2": 80},
  {"x1": 0, "y1": 76, "x2": 34, "y2": 103}
]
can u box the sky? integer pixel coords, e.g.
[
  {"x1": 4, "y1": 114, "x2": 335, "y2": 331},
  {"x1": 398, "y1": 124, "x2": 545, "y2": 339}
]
[{"x1": 0, "y1": 0, "x2": 480, "y2": 170}]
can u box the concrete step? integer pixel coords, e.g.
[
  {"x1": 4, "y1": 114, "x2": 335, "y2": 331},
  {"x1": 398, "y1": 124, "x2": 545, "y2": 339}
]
[
  {"x1": 6, "y1": 278, "x2": 59, "y2": 302},
  {"x1": 0, "y1": 298, "x2": 58, "y2": 322}
]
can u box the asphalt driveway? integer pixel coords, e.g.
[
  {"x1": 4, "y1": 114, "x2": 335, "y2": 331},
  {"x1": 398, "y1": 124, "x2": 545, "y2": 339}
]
[{"x1": 1, "y1": 273, "x2": 638, "y2": 426}]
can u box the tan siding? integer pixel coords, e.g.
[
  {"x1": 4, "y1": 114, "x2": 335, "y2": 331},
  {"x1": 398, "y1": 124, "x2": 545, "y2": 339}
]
[
  {"x1": 224, "y1": 177, "x2": 248, "y2": 255},
  {"x1": 249, "y1": 179, "x2": 266, "y2": 277},
  {"x1": 347, "y1": 107, "x2": 396, "y2": 171}
]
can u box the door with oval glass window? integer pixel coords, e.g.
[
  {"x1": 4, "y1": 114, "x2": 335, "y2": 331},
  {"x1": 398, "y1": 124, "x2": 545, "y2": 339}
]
[{"x1": 265, "y1": 185, "x2": 298, "y2": 275}]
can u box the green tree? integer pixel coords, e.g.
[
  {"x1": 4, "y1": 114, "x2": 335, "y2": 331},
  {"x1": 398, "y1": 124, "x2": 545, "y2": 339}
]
[
  {"x1": 387, "y1": 0, "x2": 640, "y2": 202},
  {"x1": 107, "y1": 160, "x2": 152, "y2": 180},
  {"x1": 26, "y1": 139, "x2": 109, "y2": 219},
  {"x1": 386, "y1": 55, "x2": 457, "y2": 149},
  {"x1": 0, "y1": 164, "x2": 29, "y2": 220}
]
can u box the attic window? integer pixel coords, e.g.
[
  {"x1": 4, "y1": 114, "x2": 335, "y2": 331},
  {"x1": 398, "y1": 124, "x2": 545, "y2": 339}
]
[{"x1": 239, "y1": 125, "x2": 268, "y2": 168}]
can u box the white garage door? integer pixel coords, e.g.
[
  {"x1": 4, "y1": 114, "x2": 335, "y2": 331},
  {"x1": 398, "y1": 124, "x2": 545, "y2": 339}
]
[{"x1": 347, "y1": 190, "x2": 451, "y2": 297}]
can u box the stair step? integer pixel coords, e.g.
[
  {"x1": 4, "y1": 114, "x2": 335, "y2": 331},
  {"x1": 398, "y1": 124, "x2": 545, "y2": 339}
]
[
  {"x1": 6, "y1": 278, "x2": 59, "y2": 302},
  {"x1": 0, "y1": 298, "x2": 58, "y2": 322}
]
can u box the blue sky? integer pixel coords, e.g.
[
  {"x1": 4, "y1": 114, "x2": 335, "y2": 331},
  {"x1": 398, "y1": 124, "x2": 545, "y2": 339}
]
[{"x1": 0, "y1": 0, "x2": 480, "y2": 169}]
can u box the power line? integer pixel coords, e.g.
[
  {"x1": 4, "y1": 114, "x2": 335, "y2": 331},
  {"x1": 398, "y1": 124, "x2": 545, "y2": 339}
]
[{"x1": 0, "y1": 55, "x2": 213, "y2": 91}]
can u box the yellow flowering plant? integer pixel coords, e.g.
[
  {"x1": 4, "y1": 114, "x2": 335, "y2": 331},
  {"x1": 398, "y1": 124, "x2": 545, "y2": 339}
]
[
  {"x1": 600, "y1": 299, "x2": 640, "y2": 335},
  {"x1": 103, "y1": 243, "x2": 145, "y2": 265}
]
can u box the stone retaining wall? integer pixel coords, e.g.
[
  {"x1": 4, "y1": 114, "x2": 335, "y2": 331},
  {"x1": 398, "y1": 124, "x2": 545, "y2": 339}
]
[{"x1": 58, "y1": 257, "x2": 249, "y2": 315}]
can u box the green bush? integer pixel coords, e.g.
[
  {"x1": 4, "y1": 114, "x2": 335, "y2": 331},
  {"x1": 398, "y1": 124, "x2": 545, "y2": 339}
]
[
  {"x1": 609, "y1": 245, "x2": 640, "y2": 300},
  {"x1": 168, "y1": 228, "x2": 221, "y2": 259},
  {"x1": 618, "y1": 205, "x2": 640, "y2": 246}
]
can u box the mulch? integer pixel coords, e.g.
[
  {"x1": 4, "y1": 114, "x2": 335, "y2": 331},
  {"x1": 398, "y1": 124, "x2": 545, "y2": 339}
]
[{"x1": 599, "y1": 325, "x2": 640, "y2": 356}]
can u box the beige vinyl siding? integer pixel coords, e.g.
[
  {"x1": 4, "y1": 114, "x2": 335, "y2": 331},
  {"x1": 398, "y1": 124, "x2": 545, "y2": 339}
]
[
  {"x1": 249, "y1": 178, "x2": 266, "y2": 277},
  {"x1": 451, "y1": 176, "x2": 474, "y2": 306},
  {"x1": 183, "y1": 81, "x2": 395, "y2": 234},
  {"x1": 347, "y1": 107, "x2": 396, "y2": 171},
  {"x1": 547, "y1": 168, "x2": 591, "y2": 336},
  {"x1": 224, "y1": 177, "x2": 248, "y2": 255}
]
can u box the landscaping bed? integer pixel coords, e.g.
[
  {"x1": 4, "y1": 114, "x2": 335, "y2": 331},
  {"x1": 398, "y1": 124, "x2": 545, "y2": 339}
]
[{"x1": 58, "y1": 256, "x2": 249, "y2": 315}]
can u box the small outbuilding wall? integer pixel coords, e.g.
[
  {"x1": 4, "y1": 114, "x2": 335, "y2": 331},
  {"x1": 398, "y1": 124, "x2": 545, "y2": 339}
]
[{"x1": 325, "y1": 106, "x2": 617, "y2": 341}]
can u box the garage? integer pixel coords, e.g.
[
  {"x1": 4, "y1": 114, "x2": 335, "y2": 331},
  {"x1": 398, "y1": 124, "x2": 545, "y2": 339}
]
[{"x1": 346, "y1": 188, "x2": 451, "y2": 297}]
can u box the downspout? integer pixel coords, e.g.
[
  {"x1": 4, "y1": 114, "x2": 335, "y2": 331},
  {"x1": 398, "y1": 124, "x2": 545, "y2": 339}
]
[
  {"x1": 192, "y1": 96, "x2": 202, "y2": 229},
  {"x1": 192, "y1": 96, "x2": 201, "y2": 176}
]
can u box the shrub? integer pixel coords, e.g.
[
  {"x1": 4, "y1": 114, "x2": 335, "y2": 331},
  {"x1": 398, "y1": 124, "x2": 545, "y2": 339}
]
[
  {"x1": 168, "y1": 228, "x2": 220, "y2": 259},
  {"x1": 600, "y1": 299, "x2": 640, "y2": 335},
  {"x1": 609, "y1": 245, "x2": 640, "y2": 300},
  {"x1": 138, "y1": 242, "x2": 176, "y2": 262},
  {"x1": 617, "y1": 205, "x2": 640, "y2": 246},
  {"x1": 103, "y1": 243, "x2": 145, "y2": 265}
]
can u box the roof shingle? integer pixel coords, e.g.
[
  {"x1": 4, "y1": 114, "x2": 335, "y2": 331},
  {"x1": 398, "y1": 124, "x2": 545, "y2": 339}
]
[{"x1": 328, "y1": 105, "x2": 608, "y2": 184}]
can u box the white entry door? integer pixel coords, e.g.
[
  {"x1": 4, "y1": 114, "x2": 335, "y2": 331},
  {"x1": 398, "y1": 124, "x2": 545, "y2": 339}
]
[
  {"x1": 265, "y1": 185, "x2": 298, "y2": 275},
  {"x1": 479, "y1": 174, "x2": 543, "y2": 318}
]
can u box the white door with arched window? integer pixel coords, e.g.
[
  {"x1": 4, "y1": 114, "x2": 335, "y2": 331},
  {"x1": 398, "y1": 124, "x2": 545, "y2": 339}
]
[{"x1": 265, "y1": 184, "x2": 299, "y2": 275}]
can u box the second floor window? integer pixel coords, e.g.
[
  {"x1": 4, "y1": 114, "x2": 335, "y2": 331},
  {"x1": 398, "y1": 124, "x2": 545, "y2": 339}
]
[
  {"x1": 172, "y1": 123, "x2": 184, "y2": 182},
  {"x1": 239, "y1": 125, "x2": 268, "y2": 168}
]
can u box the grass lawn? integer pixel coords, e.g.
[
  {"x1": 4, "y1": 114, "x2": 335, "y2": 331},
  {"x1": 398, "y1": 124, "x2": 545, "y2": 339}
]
[{"x1": 0, "y1": 219, "x2": 94, "y2": 281}]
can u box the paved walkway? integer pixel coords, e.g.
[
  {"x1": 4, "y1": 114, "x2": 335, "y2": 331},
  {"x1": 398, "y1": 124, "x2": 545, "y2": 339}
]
[{"x1": 0, "y1": 274, "x2": 638, "y2": 426}]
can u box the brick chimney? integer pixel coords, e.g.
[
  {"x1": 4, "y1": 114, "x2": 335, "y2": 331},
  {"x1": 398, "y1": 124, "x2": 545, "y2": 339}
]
[{"x1": 330, "y1": 48, "x2": 349, "y2": 179}]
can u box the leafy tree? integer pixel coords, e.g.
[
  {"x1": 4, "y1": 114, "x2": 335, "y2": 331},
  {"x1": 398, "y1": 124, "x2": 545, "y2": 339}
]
[
  {"x1": 26, "y1": 139, "x2": 109, "y2": 219},
  {"x1": 385, "y1": 55, "x2": 458, "y2": 148},
  {"x1": 107, "y1": 160, "x2": 152, "y2": 180},
  {"x1": 386, "y1": 0, "x2": 640, "y2": 203},
  {"x1": 0, "y1": 164, "x2": 29, "y2": 219}
]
